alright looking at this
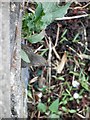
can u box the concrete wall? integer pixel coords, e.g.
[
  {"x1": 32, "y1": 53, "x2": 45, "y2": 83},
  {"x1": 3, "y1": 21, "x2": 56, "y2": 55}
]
[{"x1": 0, "y1": 2, "x2": 27, "y2": 118}]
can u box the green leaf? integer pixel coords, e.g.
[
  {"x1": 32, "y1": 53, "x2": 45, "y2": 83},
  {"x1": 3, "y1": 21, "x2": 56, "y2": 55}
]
[
  {"x1": 73, "y1": 33, "x2": 79, "y2": 42},
  {"x1": 80, "y1": 73, "x2": 90, "y2": 92},
  {"x1": 62, "y1": 106, "x2": 68, "y2": 112},
  {"x1": 21, "y1": 49, "x2": 30, "y2": 63},
  {"x1": 42, "y1": 2, "x2": 58, "y2": 13},
  {"x1": 40, "y1": 48, "x2": 48, "y2": 56},
  {"x1": 28, "y1": 30, "x2": 45, "y2": 43},
  {"x1": 49, "y1": 98, "x2": 59, "y2": 113},
  {"x1": 66, "y1": 89, "x2": 72, "y2": 96},
  {"x1": 27, "y1": 91, "x2": 33, "y2": 99},
  {"x1": 69, "y1": 109, "x2": 76, "y2": 113},
  {"x1": 61, "y1": 29, "x2": 67, "y2": 38},
  {"x1": 69, "y1": 97, "x2": 74, "y2": 101},
  {"x1": 62, "y1": 100, "x2": 67, "y2": 105},
  {"x1": 57, "y1": 76, "x2": 65, "y2": 81},
  {"x1": 52, "y1": 75, "x2": 65, "y2": 81},
  {"x1": 52, "y1": 3, "x2": 71, "y2": 19},
  {"x1": 37, "y1": 69, "x2": 42, "y2": 76},
  {"x1": 80, "y1": 80, "x2": 90, "y2": 92},
  {"x1": 59, "y1": 100, "x2": 67, "y2": 105},
  {"x1": 49, "y1": 113, "x2": 60, "y2": 118},
  {"x1": 22, "y1": 2, "x2": 71, "y2": 42},
  {"x1": 27, "y1": 20, "x2": 34, "y2": 30},
  {"x1": 69, "y1": 71, "x2": 79, "y2": 76},
  {"x1": 42, "y1": 2, "x2": 71, "y2": 28},
  {"x1": 35, "y1": 3, "x2": 43, "y2": 21},
  {"x1": 37, "y1": 103, "x2": 47, "y2": 113}
]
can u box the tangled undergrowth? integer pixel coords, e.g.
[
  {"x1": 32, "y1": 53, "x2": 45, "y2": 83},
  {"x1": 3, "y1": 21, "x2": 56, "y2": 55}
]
[{"x1": 22, "y1": 1, "x2": 90, "y2": 119}]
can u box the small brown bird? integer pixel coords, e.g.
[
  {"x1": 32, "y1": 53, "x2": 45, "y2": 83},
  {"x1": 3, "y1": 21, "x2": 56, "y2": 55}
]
[{"x1": 21, "y1": 44, "x2": 47, "y2": 68}]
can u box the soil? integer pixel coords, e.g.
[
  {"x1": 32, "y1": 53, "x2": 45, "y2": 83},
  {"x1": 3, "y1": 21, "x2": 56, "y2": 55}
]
[{"x1": 24, "y1": 1, "x2": 90, "y2": 119}]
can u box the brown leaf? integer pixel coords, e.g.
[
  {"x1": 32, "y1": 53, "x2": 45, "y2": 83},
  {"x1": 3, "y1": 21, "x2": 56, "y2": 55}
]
[
  {"x1": 35, "y1": 92, "x2": 42, "y2": 102},
  {"x1": 38, "y1": 76, "x2": 46, "y2": 88},
  {"x1": 57, "y1": 52, "x2": 67, "y2": 73},
  {"x1": 30, "y1": 77, "x2": 38, "y2": 84}
]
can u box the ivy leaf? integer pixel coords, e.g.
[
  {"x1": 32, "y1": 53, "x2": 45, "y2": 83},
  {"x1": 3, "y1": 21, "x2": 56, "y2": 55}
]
[
  {"x1": 37, "y1": 102, "x2": 47, "y2": 113},
  {"x1": 28, "y1": 30, "x2": 45, "y2": 43},
  {"x1": 49, "y1": 98, "x2": 59, "y2": 113},
  {"x1": 21, "y1": 49, "x2": 30, "y2": 63}
]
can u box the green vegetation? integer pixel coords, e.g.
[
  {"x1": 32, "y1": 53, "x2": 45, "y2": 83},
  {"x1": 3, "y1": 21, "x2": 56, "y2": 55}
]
[
  {"x1": 22, "y1": 2, "x2": 70, "y2": 43},
  {"x1": 22, "y1": 1, "x2": 90, "y2": 119}
]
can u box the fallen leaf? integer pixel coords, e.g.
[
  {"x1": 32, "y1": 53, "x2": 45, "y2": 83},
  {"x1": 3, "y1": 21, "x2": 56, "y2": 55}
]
[
  {"x1": 38, "y1": 76, "x2": 46, "y2": 88},
  {"x1": 57, "y1": 52, "x2": 67, "y2": 73},
  {"x1": 35, "y1": 92, "x2": 42, "y2": 102},
  {"x1": 30, "y1": 77, "x2": 38, "y2": 84}
]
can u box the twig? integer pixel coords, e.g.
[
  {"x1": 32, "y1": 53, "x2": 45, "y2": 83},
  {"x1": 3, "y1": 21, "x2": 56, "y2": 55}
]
[
  {"x1": 72, "y1": 65, "x2": 76, "y2": 82},
  {"x1": 48, "y1": 37, "x2": 52, "y2": 88},
  {"x1": 66, "y1": 45, "x2": 83, "y2": 59},
  {"x1": 52, "y1": 46, "x2": 60, "y2": 60},
  {"x1": 37, "y1": 111, "x2": 40, "y2": 119},
  {"x1": 55, "y1": 24, "x2": 60, "y2": 47},
  {"x1": 80, "y1": 21, "x2": 88, "y2": 52},
  {"x1": 26, "y1": 7, "x2": 35, "y2": 14},
  {"x1": 56, "y1": 14, "x2": 88, "y2": 21},
  {"x1": 78, "y1": 42, "x2": 90, "y2": 52},
  {"x1": 71, "y1": 1, "x2": 90, "y2": 10},
  {"x1": 76, "y1": 113, "x2": 86, "y2": 119},
  {"x1": 34, "y1": 45, "x2": 43, "y2": 53},
  {"x1": 45, "y1": 36, "x2": 49, "y2": 47},
  {"x1": 51, "y1": 24, "x2": 61, "y2": 60}
]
